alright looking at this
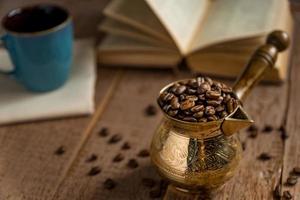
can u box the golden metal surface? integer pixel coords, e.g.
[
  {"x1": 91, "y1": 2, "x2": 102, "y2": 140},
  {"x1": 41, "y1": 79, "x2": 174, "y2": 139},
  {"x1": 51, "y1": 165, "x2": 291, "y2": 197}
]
[{"x1": 150, "y1": 30, "x2": 290, "y2": 197}]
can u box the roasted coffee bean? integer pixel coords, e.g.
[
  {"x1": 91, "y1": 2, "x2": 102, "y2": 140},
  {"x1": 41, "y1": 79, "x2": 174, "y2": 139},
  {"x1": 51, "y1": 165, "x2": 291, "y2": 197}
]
[
  {"x1": 187, "y1": 88, "x2": 197, "y2": 94},
  {"x1": 187, "y1": 79, "x2": 198, "y2": 88},
  {"x1": 279, "y1": 125, "x2": 289, "y2": 140},
  {"x1": 283, "y1": 190, "x2": 292, "y2": 199},
  {"x1": 215, "y1": 105, "x2": 225, "y2": 112},
  {"x1": 174, "y1": 85, "x2": 186, "y2": 95},
  {"x1": 113, "y1": 153, "x2": 124, "y2": 162},
  {"x1": 170, "y1": 97, "x2": 180, "y2": 109},
  {"x1": 145, "y1": 105, "x2": 157, "y2": 116},
  {"x1": 263, "y1": 125, "x2": 273, "y2": 133},
  {"x1": 180, "y1": 99, "x2": 195, "y2": 110},
  {"x1": 227, "y1": 98, "x2": 234, "y2": 113},
  {"x1": 109, "y1": 134, "x2": 122, "y2": 144},
  {"x1": 204, "y1": 77, "x2": 213, "y2": 85},
  {"x1": 196, "y1": 77, "x2": 205, "y2": 86},
  {"x1": 205, "y1": 106, "x2": 215, "y2": 116},
  {"x1": 142, "y1": 178, "x2": 156, "y2": 188},
  {"x1": 138, "y1": 149, "x2": 150, "y2": 157},
  {"x1": 183, "y1": 117, "x2": 197, "y2": 122},
  {"x1": 207, "y1": 100, "x2": 222, "y2": 106},
  {"x1": 293, "y1": 167, "x2": 300, "y2": 175},
  {"x1": 121, "y1": 142, "x2": 131, "y2": 150},
  {"x1": 273, "y1": 184, "x2": 281, "y2": 199},
  {"x1": 127, "y1": 159, "x2": 139, "y2": 169},
  {"x1": 197, "y1": 82, "x2": 211, "y2": 94},
  {"x1": 179, "y1": 94, "x2": 186, "y2": 101},
  {"x1": 257, "y1": 153, "x2": 272, "y2": 161},
  {"x1": 286, "y1": 176, "x2": 298, "y2": 186},
  {"x1": 190, "y1": 105, "x2": 204, "y2": 113},
  {"x1": 86, "y1": 154, "x2": 97, "y2": 162},
  {"x1": 198, "y1": 118, "x2": 208, "y2": 122},
  {"x1": 168, "y1": 110, "x2": 178, "y2": 117},
  {"x1": 184, "y1": 110, "x2": 193, "y2": 116},
  {"x1": 206, "y1": 90, "x2": 221, "y2": 99},
  {"x1": 98, "y1": 127, "x2": 109, "y2": 137},
  {"x1": 161, "y1": 92, "x2": 174, "y2": 102},
  {"x1": 186, "y1": 95, "x2": 198, "y2": 101},
  {"x1": 103, "y1": 178, "x2": 116, "y2": 190},
  {"x1": 248, "y1": 125, "x2": 258, "y2": 132},
  {"x1": 163, "y1": 104, "x2": 171, "y2": 113},
  {"x1": 193, "y1": 111, "x2": 204, "y2": 118},
  {"x1": 198, "y1": 94, "x2": 206, "y2": 101},
  {"x1": 88, "y1": 166, "x2": 101, "y2": 176},
  {"x1": 248, "y1": 125, "x2": 258, "y2": 138},
  {"x1": 208, "y1": 115, "x2": 218, "y2": 121},
  {"x1": 54, "y1": 146, "x2": 66, "y2": 155},
  {"x1": 223, "y1": 94, "x2": 231, "y2": 103}
]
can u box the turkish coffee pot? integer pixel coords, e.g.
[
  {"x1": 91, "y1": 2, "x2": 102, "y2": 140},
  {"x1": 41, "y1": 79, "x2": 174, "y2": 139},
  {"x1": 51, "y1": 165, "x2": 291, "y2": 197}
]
[{"x1": 150, "y1": 31, "x2": 289, "y2": 198}]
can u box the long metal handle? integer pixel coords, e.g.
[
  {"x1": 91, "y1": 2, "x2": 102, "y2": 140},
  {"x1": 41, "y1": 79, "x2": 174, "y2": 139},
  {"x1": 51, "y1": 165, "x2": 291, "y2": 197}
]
[{"x1": 233, "y1": 30, "x2": 290, "y2": 102}]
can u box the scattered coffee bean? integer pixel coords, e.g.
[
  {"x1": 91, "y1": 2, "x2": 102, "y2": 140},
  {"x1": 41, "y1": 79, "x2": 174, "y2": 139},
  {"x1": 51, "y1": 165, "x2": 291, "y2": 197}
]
[
  {"x1": 142, "y1": 178, "x2": 156, "y2": 188},
  {"x1": 113, "y1": 153, "x2": 124, "y2": 162},
  {"x1": 247, "y1": 125, "x2": 258, "y2": 138},
  {"x1": 138, "y1": 149, "x2": 150, "y2": 158},
  {"x1": 121, "y1": 142, "x2": 131, "y2": 150},
  {"x1": 262, "y1": 125, "x2": 273, "y2": 133},
  {"x1": 283, "y1": 190, "x2": 292, "y2": 199},
  {"x1": 86, "y1": 154, "x2": 97, "y2": 162},
  {"x1": 286, "y1": 176, "x2": 298, "y2": 186},
  {"x1": 248, "y1": 125, "x2": 258, "y2": 132},
  {"x1": 88, "y1": 166, "x2": 101, "y2": 176},
  {"x1": 109, "y1": 134, "x2": 122, "y2": 144},
  {"x1": 158, "y1": 77, "x2": 239, "y2": 122},
  {"x1": 145, "y1": 105, "x2": 157, "y2": 116},
  {"x1": 103, "y1": 178, "x2": 116, "y2": 190},
  {"x1": 273, "y1": 184, "x2": 281, "y2": 199},
  {"x1": 127, "y1": 159, "x2": 138, "y2": 169},
  {"x1": 257, "y1": 153, "x2": 272, "y2": 161},
  {"x1": 279, "y1": 125, "x2": 289, "y2": 140},
  {"x1": 293, "y1": 167, "x2": 300, "y2": 176},
  {"x1": 54, "y1": 146, "x2": 66, "y2": 155},
  {"x1": 98, "y1": 127, "x2": 109, "y2": 137}
]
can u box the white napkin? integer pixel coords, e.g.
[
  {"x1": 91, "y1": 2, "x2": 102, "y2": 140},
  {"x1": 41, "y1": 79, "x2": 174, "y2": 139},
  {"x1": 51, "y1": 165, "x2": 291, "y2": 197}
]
[{"x1": 0, "y1": 39, "x2": 96, "y2": 125}]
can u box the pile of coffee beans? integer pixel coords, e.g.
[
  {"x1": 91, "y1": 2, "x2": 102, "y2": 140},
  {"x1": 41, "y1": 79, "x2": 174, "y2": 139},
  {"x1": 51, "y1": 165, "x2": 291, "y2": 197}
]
[{"x1": 158, "y1": 77, "x2": 240, "y2": 122}]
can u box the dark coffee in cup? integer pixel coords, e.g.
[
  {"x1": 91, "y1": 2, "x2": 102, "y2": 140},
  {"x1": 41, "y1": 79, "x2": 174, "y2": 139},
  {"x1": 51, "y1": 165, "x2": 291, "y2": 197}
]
[{"x1": 2, "y1": 4, "x2": 69, "y2": 33}]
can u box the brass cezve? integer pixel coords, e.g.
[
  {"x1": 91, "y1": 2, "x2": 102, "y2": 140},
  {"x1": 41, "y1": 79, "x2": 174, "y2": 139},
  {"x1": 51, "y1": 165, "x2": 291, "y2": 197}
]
[{"x1": 150, "y1": 31, "x2": 290, "y2": 195}]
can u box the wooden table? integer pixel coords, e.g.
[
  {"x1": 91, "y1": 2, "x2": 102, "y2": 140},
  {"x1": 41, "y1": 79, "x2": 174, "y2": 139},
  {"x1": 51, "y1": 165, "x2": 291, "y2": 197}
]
[{"x1": 0, "y1": 1, "x2": 300, "y2": 199}]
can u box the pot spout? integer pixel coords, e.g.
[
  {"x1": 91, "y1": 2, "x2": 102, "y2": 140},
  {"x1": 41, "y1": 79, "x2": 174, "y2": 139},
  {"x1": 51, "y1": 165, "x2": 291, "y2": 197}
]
[{"x1": 233, "y1": 30, "x2": 289, "y2": 102}]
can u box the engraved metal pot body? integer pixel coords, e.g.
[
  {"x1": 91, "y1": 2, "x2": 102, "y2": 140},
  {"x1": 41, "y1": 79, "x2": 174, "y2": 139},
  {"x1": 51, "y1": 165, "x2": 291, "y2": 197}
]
[{"x1": 151, "y1": 116, "x2": 242, "y2": 191}]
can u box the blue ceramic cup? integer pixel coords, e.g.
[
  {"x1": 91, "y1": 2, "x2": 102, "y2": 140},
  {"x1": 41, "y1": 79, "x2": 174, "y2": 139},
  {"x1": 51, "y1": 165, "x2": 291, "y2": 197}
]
[{"x1": 0, "y1": 4, "x2": 73, "y2": 92}]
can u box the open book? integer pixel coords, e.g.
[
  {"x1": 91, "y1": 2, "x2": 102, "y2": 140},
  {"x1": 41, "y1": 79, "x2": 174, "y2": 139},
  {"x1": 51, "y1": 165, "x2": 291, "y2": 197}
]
[{"x1": 98, "y1": 0, "x2": 293, "y2": 81}]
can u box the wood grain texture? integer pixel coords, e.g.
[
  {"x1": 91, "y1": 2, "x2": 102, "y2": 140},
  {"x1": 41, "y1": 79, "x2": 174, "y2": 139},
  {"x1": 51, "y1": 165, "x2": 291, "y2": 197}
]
[
  {"x1": 281, "y1": 25, "x2": 300, "y2": 199},
  {"x1": 0, "y1": 68, "x2": 118, "y2": 200},
  {"x1": 52, "y1": 70, "x2": 176, "y2": 200}
]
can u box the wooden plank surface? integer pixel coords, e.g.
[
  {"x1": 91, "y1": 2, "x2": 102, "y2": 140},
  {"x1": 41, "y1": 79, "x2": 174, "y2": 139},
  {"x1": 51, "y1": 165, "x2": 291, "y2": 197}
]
[
  {"x1": 0, "y1": 68, "x2": 119, "y2": 200},
  {"x1": 281, "y1": 25, "x2": 300, "y2": 200},
  {"x1": 52, "y1": 70, "x2": 176, "y2": 200}
]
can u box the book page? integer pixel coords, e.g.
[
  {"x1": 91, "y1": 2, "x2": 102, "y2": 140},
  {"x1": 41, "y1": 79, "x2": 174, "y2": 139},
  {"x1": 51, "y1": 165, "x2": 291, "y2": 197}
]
[
  {"x1": 191, "y1": 0, "x2": 286, "y2": 51},
  {"x1": 103, "y1": 0, "x2": 174, "y2": 44},
  {"x1": 145, "y1": 0, "x2": 209, "y2": 55},
  {"x1": 99, "y1": 18, "x2": 176, "y2": 49}
]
